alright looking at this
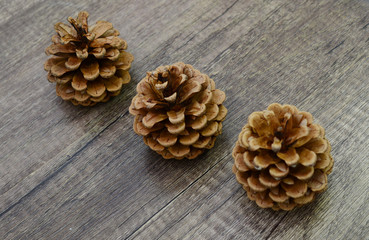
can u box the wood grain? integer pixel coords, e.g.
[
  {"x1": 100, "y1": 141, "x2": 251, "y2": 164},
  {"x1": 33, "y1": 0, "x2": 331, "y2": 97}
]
[{"x1": 1, "y1": 0, "x2": 368, "y2": 239}]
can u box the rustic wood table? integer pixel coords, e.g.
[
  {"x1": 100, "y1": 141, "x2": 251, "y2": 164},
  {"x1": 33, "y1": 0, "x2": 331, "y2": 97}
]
[{"x1": 1, "y1": 0, "x2": 369, "y2": 239}]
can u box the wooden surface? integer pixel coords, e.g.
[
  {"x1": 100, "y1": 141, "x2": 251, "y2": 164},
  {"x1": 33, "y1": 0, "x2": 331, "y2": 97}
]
[{"x1": 1, "y1": 0, "x2": 369, "y2": 239}]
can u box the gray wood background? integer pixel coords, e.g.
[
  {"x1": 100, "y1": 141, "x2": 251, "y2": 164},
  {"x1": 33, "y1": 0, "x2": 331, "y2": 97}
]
[{"x1": 1, "y1": 0, "x2": 369, "y2": 239}]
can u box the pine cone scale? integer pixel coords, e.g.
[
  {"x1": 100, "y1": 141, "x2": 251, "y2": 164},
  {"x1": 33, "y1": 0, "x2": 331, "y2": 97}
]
[
  {"x1": 277, "y1": 148, "x2": 299, "y2": 165},
  {"x1": 259, "y1": 171, "x2": 280, "y2": 187},
  {"x1": 90, "y1": 21, "x2": 113, "y2": 38},
  {"x1": 65, "y1": 56, "x2": 82, "y2": 70},
  {"x1": 71, "y1": 72, "x2": 87, "y2": 91},
  {"x1": 179, "y1": 130, "x2": 200, "y2": 145},
  {"x1": 298, "y1": 148, "x2": 317, "y2": 166},
  {"x1": 46, "y1": 43, "x2": 76, "y2": 55},
  {"x1": 167, "y1": 108, "x2": 185, "y2": 124},
  {"x1": 51, "y1": 61, "x2": 69, "y2": 77}
]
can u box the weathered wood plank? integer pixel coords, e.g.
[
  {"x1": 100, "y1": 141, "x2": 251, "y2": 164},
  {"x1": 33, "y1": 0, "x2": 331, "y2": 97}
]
[
  {"x1": 0, "y1": 0, "x2": 369, "y2": 239},
  {"x1": 0, "y1": 0, "x2": 218, "y2": 213},
  {"x1": 128, "y1": 0, "x2": 369, "y2": 238}
]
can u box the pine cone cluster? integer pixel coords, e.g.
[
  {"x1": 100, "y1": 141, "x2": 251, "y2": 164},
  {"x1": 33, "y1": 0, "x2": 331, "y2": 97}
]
[
  {"x1": 129, "y1": 62, "x2": 227, "y2": 159},
  {"x1": 44, "y1": 11, "x2": 134, "y2": 106},
  {"x1": 232, "y1": 103, "x2": 333, "y2": 210}
]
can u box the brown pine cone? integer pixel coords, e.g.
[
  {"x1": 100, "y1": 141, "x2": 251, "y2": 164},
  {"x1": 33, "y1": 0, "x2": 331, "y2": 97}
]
[
  {"x1": 44, "y1": 11, "x2": 134, "y2": 106},
  {"x1": 232, "y1": 103, "x2": 334, "y2": 210},
  {"x1": 129, "y1": 62, "x2": 227, "y2": 160}
]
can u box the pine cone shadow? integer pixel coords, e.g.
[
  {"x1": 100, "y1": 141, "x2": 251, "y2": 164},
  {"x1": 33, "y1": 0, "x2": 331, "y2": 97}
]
[
  {"x1": 237, "y1": 192, "x2": 322, "y2": 236},
  {"x1": 270, "y1": 194, "x2": 322, "y2": 227},
  {"x1": 280, "y1": 192, "x2": 324, "y2": 219},
  {"x1": 138, "y1": 137, "x2": 226, "y2": 194}
]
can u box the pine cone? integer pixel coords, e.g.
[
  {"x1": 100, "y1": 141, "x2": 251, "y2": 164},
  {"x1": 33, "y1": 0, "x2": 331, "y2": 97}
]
[
  {"x1": 129, "y1": 62, "x2": 227, "y2": 159},
  {"x1": 44, "y1": 11, "x2": 134, "y2": 106},
  {"x1": 232, "y1": 103, "x2": 334, "y2": 210}
]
